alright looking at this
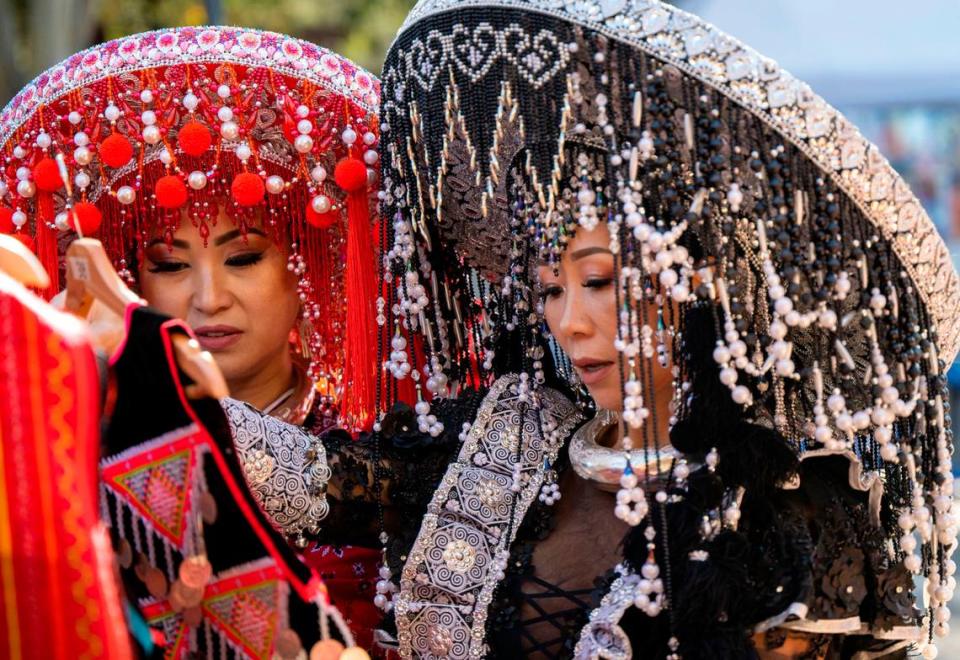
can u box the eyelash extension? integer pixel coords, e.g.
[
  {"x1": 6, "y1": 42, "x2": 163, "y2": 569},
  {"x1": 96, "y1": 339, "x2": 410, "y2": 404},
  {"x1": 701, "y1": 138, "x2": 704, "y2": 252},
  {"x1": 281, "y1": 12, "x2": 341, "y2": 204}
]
[
  {"x1": 539, "y1": 285, "x2": 563, "y2": 300},
  {"x1": 146, "y1": 261, "x2": 187, "y2": 274},
  {"x1": 584, "y1": 277, "x2": 613, "y2": 289},
  {"x1": 226, "y1": 252, "x2": 265, "y2": 267}
]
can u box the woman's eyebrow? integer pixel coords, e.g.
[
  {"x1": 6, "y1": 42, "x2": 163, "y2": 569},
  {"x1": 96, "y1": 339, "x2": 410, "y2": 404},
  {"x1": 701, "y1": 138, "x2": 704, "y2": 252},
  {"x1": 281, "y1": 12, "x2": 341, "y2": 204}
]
[
  {"x1": 213, "y1": 227, "x2": 267, "y2": 247},
  {"x1": 146, "y1": 237, "x2": 189, "y2": 249},
  {"x1": 569, "y1": 246, "x2": 613, "y2": 261}
]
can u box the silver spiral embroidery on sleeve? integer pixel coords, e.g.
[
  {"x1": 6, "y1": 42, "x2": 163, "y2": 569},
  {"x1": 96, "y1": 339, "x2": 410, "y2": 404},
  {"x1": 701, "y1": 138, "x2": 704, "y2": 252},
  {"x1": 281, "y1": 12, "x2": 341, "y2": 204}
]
[
  {"x1": 573, "y1": 564, "x2": 639, "y2": 660},
  {"x1": 393, "y1": 375, "x2": 583, "y2": 659},
  {"x1": 221, "y1": 397, "x2": 332, "y2": 540}
]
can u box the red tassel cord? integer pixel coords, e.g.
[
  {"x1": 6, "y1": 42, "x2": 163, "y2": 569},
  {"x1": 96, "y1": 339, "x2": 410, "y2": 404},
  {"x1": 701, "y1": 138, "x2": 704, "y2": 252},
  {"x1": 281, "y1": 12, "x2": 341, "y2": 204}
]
[
  {"x1": 336, "y1": 157, "x2": 377, "y2": 431},
  {"x1": 34, "y1": 192, "x2": 60, "y2": 298}
]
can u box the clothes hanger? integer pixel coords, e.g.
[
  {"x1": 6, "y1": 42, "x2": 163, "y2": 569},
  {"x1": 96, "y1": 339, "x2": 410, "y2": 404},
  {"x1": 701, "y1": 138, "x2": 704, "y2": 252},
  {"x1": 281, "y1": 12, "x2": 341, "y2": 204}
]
[
  {"x1": 64, "y1": 237, "x2": 228, "y2": 400},
  {"x1": 0, "y1": 233, "x2": 50, "y2": 288},
  {"x1": 171, "y1": 334, "x2": 229, "y2": 400}
]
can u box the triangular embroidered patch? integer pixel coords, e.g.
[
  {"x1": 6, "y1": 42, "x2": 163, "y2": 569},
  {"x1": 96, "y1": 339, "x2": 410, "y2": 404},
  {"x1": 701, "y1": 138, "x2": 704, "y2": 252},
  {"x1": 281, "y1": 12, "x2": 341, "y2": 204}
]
[
  {"x1": 101, "y1": 425, "x2": 205, "y2": 546},
  {"x1": 203, "y1": 581, "x2": 279, "y2": 657}
]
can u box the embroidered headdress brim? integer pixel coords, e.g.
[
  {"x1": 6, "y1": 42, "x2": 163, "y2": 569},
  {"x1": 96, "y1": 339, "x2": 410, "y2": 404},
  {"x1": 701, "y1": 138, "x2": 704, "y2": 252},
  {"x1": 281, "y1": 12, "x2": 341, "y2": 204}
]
[{"x1": 385, "y1": 0, "x2": 959, "y2": 363}]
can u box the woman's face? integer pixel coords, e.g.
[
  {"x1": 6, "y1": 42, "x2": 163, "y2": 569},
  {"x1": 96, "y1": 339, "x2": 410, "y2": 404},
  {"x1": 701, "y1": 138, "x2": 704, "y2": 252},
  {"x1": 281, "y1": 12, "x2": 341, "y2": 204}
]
[
  {"x1": 139, "y1": 212, "x2": 300, "y2": 387},
  {"x1": 538, "y1": 224, "x2": 671, "y2": 411}
]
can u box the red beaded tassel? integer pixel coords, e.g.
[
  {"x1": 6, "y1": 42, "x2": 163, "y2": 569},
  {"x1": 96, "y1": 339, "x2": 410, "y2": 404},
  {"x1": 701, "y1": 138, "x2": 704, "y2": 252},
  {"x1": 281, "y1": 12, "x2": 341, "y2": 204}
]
[
  {"x1": 32, "y1": 157, "x2": 64, "y2": 297},
  {"x1": 336, "y1": 157, "x2": 377, "y2": 431}
]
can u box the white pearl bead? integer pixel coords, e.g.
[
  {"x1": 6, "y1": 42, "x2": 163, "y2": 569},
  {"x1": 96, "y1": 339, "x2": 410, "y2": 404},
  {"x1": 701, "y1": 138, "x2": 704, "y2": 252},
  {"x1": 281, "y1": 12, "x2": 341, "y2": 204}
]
[
  {"x1": 141, "y1": 110, "x2": 157, "y2": 126},
  {"x1": 342, "y1": 127, "x2": 357, "y2": 145},
  {"x1": 16, "y1": 166, "x2": 30, "y2": 181},
  {"x1": 140, "y1": 89, "x2": 154, "y2": 103},
  {"x1": 880, "y1": 443, "x2": 898, "y2": 461},
  {"x1": 74, "y1": 172, "x2": 91, "y2": 189},
  {"x1": 217, "y1": 106, "x2": 233, "y2": 122},
  {"x1": 311, "y1": 165, "x2": 327, "y2": 182},
  {"x1": 713, "y1": 346, "x2": 731, "y2": 364},
  {"x1": 12, "y1": 210, "x2": 27, "y2": 227},
  {"x1": 363, "y1": 131, "x2": 376, "y2": 145},
  {"x1": 659, "y1": 268, "x2": 678, "y2": 288},
  {"x1": 265, "y1": 175, "x2": 284, "y2": 194},
  {"x1": 68, "y1": 111, "x2": 83, "y2": 125},
  {"x1": 220, "y1": 121, "x2": 239, "y2": 140},
  {"x1": 159, "y1": 148, "x2": 173, "y2": 165},
  {"x1": 13, "y1": 146, "x2": 26, "y2": 158},
  {"x1": 182, "y1": 93, "x2": 199, "y2": 111},
  {"x1": 296, "y1": 104, "x2": 309, "y2": 118},
  {"x1": 729, "y1": 340, "x2": 747, "y2": 358},
  {"x1": 311, "y1": 195, "x2": 331, "y2": 214},
  {"x1": 905, "y1": 554, "x2": 922, "y2": 573},
  {"x1": 35, "y1": 132, "x2": 51, "y2": 149},
  {"x1": 769, "y1": 320, "x2": 787, "y2": 340},
  {"x1": 732, "y1": 385, "x2": 751, "y2": 404},
  {"x1": 235, "y1": 143, "x2": 252, "y2": 161},
  {"x1": 142, "y1": 125, "x2": 161, "y2": 144},
  {"x1": 294, "y1": 134, "x2": 313, "y2": 153},
  {"x1": 74, "y1": 146, "x2": 92, "y2": 165},
  {"x1": 297, "y1": 119, "x2": 312, "y2": 135},
  {"x1": 852, "y1": 411, "x2": 871, "y2": 430},
  {"x1": 217, "y1": 84, "x2": 231, "y2": 99},
  {"x1": 771, "y1": 340, "x2": 790, "y2": 360},
  {"x1": 55, "y1": 212, "x2": 70, "y2": 231},
  {"x1": 727, "y1": 183, "x2": 743, "y2": 212},
  {"x1": 774, "y1": 297, "x2": 794, "y2": 315},
  {"x1": 719, "y1": 367, "x2": 738, "y2": 386},
  {"x1": 104, "y1": 104, "x2": 120, "y2": 121},
  {"x1": 364, "y1": 149, "x2": 379, "y2": 165},
  {"x1": 835, "y1": 413, "x2": 853, "y2": 432},
  {"x1": 187, "y1": 171, "x2": 207, "y2": 190},
  {"x1": 16, "y1": 180, "x2": 35, "y2": 198},
  {"x1": 116, "y1": 185, "x2": 136, "y2": 205}
]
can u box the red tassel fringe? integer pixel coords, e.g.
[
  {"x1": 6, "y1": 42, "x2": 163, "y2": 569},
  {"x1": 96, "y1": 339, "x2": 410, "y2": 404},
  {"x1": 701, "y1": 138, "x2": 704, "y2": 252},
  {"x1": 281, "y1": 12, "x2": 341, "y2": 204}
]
[
  {"x1": 342, "y1": 187, "x2": 378, "y2": 431},
  {"x1": 35, "y1": 192, "x2": 60, "y2": 299}
]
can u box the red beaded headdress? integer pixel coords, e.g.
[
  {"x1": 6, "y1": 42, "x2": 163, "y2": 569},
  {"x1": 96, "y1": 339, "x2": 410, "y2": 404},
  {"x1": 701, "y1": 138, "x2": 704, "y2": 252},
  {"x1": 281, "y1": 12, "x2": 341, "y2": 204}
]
[{"x1": 0, "y1": 27, "x2": 381, "y2": 428}]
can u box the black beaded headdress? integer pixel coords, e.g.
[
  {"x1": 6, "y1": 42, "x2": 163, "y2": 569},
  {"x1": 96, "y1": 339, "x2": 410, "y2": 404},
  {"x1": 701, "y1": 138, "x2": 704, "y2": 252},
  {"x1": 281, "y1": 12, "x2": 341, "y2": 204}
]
[{"x1": 379, "y1": 0, "x2": 960, "y2": 656}]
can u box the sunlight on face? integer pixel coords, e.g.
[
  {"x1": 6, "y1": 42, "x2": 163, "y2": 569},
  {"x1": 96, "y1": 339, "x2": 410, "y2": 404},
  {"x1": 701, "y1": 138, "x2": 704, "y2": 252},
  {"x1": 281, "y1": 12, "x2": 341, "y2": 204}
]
[
  {"x1": 139, "y1": 210, "x2": 300, "y2": 389},
  {"x1": 537, "y1": 224, "x2": 672, "y2": 411}
]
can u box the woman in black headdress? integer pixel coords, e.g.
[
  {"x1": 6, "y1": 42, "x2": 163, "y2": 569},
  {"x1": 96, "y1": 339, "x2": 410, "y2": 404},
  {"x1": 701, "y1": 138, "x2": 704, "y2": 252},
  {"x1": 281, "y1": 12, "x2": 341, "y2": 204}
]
[{"x1": 365, "y1": 0, "x2": 959, "y2": 658}]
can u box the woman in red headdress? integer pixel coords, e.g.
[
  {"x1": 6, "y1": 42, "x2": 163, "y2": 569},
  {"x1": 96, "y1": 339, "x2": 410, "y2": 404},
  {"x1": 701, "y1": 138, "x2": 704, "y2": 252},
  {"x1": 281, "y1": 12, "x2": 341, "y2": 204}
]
[{"x1": 0, "y1": 26, "x2": 385, "y2": 653}]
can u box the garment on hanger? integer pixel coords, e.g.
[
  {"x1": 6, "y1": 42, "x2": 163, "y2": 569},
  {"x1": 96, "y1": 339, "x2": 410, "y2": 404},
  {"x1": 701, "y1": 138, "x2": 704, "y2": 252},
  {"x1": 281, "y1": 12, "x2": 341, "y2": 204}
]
[
  {"x1": 102, "y1": 304, "x2": 349, "y2": 658},
  {"x1": 0, "y1": 270, "x2": 131, "y2": 660}
]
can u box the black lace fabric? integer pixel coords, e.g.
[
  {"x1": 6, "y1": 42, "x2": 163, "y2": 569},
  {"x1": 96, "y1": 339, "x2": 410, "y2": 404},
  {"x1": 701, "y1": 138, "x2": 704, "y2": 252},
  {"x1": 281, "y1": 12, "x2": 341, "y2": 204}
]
[{"x1": 319, "y1": 384, "x2": 616, "y2": 659}]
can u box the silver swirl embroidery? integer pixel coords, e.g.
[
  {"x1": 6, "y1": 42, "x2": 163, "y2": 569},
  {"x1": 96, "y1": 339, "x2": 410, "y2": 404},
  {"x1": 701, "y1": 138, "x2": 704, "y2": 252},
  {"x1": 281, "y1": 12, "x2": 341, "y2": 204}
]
[
  {"x1": 573, "y1": 564, "x2": 639, "y2": 660},
  {"x1": 394, "y1": 375, "x2": 583, "y2": 658},
  {"x1": 221, "y1": 397, "x2": 331, "y2": 540}
]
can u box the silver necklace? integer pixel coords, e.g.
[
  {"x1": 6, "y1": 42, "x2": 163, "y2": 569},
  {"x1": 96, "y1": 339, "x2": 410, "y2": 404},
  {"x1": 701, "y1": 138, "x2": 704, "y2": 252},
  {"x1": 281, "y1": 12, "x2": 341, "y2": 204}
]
[{"x1": 568, "y1": 409, "x2": 680, "y2": 492}]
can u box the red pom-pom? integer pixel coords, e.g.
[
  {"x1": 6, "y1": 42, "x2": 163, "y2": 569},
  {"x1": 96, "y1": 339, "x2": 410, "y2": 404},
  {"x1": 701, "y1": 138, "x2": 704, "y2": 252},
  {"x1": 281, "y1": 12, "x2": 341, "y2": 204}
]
[
  {"x1": 231, "y1": 172, "x2": 265, "y2": 207},
  {"x1": 69, "y1": 202, "x2": 102, "y2": 235},
  {"x1": 100, "y1": 133, "x2": 134, "y2": 168},
  {"x1": 0, "y1": 207, "x2": 14, "y2": 233},
  {"x1": 305, "y1": 201, "x2": 337, "y2": 229},
  {"x1": 34, "y1": 158, "x2": 63, "y2": 192},
  {"x1": 334, "y1": 158, "x2": 367, "y2": 193},
  {"x1": 14, "y1": 232, "x2": 34, "y2": 251},
  {"x1": 178, "y1": 121, "x2": 212, "y2": 157},
  {"x1": 155, "y1": 175, "x2": 188, "y2": 209}
]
